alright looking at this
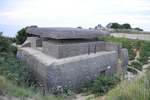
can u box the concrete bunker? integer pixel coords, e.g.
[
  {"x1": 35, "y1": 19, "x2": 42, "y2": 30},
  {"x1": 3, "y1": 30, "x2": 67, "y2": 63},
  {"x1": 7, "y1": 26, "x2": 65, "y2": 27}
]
[{"x1": 17, "y1": 27, "x2": 128, "y2": 91}]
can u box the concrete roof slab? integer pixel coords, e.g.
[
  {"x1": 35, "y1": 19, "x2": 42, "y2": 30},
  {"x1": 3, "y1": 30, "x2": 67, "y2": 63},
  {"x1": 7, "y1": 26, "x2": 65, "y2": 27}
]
[{"x1": 26, "y1": 27, "x2": 110, "y2": 39}]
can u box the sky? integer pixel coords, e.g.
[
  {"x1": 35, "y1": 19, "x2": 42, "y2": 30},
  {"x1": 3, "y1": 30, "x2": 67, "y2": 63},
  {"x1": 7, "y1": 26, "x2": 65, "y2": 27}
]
[{"x1": 0, "y1": 0, "x2": 150, "y2": 37}]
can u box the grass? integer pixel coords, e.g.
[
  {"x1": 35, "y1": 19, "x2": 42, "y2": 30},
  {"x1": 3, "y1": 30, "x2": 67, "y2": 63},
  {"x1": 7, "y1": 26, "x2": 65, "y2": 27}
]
[
  {"x1": 107, "y1": 71, "x2": 150, "y2": 100},
  {"x1": 0, "y1": 75, "x2": 62, "y2": 100}
]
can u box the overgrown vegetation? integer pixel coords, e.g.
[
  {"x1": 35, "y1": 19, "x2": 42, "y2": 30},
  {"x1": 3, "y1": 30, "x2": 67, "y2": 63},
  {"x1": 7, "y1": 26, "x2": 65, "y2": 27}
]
[
  {"x1": 107, "y1": 70, "x2": 150, "y2": 100},
  {"x1": 131, "y1": 61, "x2": 143, "y2": 71},
  {"x1": 127, "y1": 67, "x2": 138, "y2": 75},
  {"x1": 0, "y1": 52, "x2": 37, "y2": 87},
  {"x1": 0, "y1": 32, "x2": 62, "y2": 99},
  {"x1": 0, "y1": 32, "x2": 10, "y2": 52},
  {"x1": 74, "y1": 75, "x2": 121, "y2": 96},
  {"x1": 138, "y1": 41, "x2": 150, "y2": 64},
  {"x1": 92, "y1": 75, "x2": 121, "y2": 94}
]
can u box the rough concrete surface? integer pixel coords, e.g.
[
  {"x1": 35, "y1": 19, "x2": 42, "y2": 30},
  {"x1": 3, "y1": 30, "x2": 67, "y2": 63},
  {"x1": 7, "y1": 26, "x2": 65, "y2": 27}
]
[
  {"x1": 43, "y1": 40, "x2": 122, "y2": 59},
  {"x1": 111, "y1": 33, "x2": 150, "y2": 41},
  {"x1": 121, "y1": 49, "x2": 129, "y2": 74},
  {"x1": 26, "y1": 27, "x2": 110, "y2": 39},
  {"x1": 17, "y1": 48, "x2": 119, "y2": 91}
]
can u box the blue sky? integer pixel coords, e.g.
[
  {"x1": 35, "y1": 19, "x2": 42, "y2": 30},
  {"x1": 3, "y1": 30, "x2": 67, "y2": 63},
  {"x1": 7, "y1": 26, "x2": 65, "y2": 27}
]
[{"x1": 0, "y1": 0, "x2": 150, "y2": 37}]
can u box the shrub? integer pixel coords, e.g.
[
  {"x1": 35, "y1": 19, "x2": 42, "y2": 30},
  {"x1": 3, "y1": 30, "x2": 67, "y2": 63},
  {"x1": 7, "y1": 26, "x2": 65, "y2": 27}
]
[
  {"x1": 0, "y1": 32, "x2": 10, "y2": 52},
  {"x1": 138, "y1": 41, "x2": 150, "y2": 64},
  {"x1": 131, "y1": 61, "x2": 143, "y2": 71},
  {"x1": 0, "y1": 52, "x2": 38, "y2": 87},
  {"x1": 127, "y1": 67, "x2": 138, "y2": 75},
  {"x1": 129, "y1": 55, "x2": 135, "y2": 60},
  {"x1": 92, "y1": 75, "x2": 121, "y2": 94}
]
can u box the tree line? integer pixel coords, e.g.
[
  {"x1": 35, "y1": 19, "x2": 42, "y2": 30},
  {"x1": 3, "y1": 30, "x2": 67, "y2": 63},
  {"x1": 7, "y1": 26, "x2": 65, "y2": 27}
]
[{"x1": 78, "y1": 22, "x2": 143, "y2": 31}]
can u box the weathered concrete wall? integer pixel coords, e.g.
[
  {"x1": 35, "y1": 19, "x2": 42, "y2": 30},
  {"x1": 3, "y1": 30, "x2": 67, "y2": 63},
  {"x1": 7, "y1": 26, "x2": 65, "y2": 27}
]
[
  {"x1": 105, "y1": 42, "x2": 122, "y2": 60},
  {"x1": 31, "y1": 38, "x2": 42, "y2": 48},
  {"x1": 21, "y1": 37, "x2": 42, "y2": 48},
  {"x1": 111, "y1": 33, "x2": 150, "y2": 41},
  {"x1": 17, "y1": 48, "x2": 118, "y2": 91},
  {"x1": 46, "y1": 51, "x2": 118, "y2": 90},
  {"x1": 43, "y1": 40, "x2": 122, "y2": 59},
  {"x1": 42, "y1": 41, "x2": 59, "y2": 58},
  {"x1": 17, "y1": 49, "x2": 48, "y2": 85}
]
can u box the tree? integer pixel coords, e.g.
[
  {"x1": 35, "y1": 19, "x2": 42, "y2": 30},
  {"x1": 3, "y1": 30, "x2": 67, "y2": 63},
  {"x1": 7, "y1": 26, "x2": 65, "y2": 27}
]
[
  {"x1": 134, "y1": 27, "x2": 143, "y2": 31},
  {"x1": 16, "y1": 25, "x2": 38, "y2": 45},
  {"x1": 0, "y1": 32, "x2": 10, "y2": 52},
  {"x1": 77, "y1": 26, "x2": 82, "y2": 29},
  {"x1": 122, "y1": 23, "x2": 131, "y2": 29},
  {"x1": 97, "y1": 24, "x2": 102, "y2": 29},
  {"x1": 106, "y1": 22, "x2": 123, "y2": 29}
]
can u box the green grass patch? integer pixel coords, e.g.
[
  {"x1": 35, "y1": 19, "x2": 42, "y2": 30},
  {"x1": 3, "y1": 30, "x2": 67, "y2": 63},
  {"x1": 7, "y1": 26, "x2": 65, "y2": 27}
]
[
  {"x1": 127, "y1": 67, "x2": 138, "y2": 75},
  {"x1": 0, "y1": 75, "x2": 62, "y2": 100},
  {"x1": 131, "y1": 61, "x2": 143, "y2": 71}
]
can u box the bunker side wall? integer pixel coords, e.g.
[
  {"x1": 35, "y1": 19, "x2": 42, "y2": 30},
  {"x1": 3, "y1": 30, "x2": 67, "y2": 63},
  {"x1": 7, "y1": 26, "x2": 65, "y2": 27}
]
[
  {"x1": 46, "y1": 51, "x2": 118, "y2": 90},
  {"x1": 17, "y1": 49, "x2": 48, "y2": 85}
]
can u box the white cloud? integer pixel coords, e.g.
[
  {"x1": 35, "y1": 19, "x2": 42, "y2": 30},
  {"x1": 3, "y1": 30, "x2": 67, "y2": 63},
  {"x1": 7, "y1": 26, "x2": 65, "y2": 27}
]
[{"x1": 0, "y1": 0, "x2": 150, "y2": 32}]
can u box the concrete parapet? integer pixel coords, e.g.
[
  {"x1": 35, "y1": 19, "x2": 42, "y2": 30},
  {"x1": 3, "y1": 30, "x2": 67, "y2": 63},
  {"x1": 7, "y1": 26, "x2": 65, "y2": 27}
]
[
  {"x1": 42, "y1": 40, "x2": 122, "y2": 59},
  {"x1": 105, "y1": 42, "x2": 122, "y2": 60},
  {"x1": 43, "y1": 40, "x2": 106, "y2": 58}
]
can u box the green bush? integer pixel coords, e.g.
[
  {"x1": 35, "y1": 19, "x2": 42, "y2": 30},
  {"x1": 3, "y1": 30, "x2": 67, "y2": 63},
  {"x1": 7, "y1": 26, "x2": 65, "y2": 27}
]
[
  {"x1": 92, "y1": 75, "x2": 121, "y2": 94},
  {"x1": 138, "y1": 41, "x2": 150, "y2": 64},
  {"x1": 0, "y1": 32, "x2": 10, "y2": 52},
  {"x1": 129, "y1": 55, "x2": 135, "y2": 60},
  {"x1": 0, "y1": 52, "x2": 37, "y2": 87},
  {"x1": 131, "y1": 61, "x2": 143, "y2": 71},
  {"x1": 127, "y1": 67, "x2": 138, "y2": 75}
]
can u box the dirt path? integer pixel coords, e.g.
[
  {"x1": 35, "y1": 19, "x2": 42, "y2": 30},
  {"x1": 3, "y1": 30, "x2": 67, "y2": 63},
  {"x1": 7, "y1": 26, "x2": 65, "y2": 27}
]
[{"x1": 73, "y1": 94, "x2": 94, "y2": 100}]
